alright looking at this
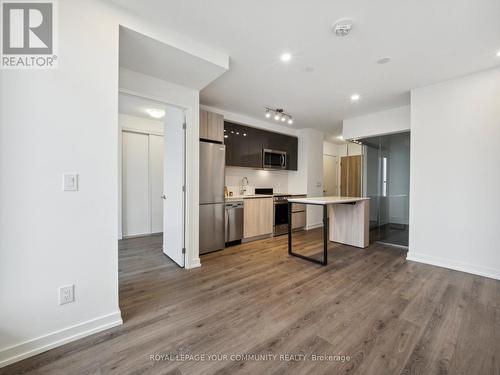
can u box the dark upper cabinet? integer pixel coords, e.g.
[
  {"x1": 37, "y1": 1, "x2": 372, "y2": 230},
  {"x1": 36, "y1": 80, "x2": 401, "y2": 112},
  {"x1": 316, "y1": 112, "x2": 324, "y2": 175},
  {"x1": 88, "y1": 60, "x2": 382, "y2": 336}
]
[
  {"x1": 284, "y1": 136, "x2": 298, "y2": 170},
  {"x1": 224, "y1": 121, "x2": 298, "y2": 170}
]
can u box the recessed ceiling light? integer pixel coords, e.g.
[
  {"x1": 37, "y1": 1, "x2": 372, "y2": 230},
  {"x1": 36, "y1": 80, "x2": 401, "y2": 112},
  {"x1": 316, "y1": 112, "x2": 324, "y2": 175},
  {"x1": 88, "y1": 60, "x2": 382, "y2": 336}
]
[
  {"x1": 377, "y1": 57, "x2": 391, "y2": 64},
  {"x1": 224, "y1": 135, "x2": 228, "y2": 138},
  {"x1": 280, "y1": 53, "x2": 292, "y2": 62},
  {"x1": 350, "y1": 93, "x2": 360, "y2": 101},
  {"x1": 336, "y1": 135, "x2": 344, "y2": 141},
  {"x1": 497, "y1": 50, "x2": 500, "y2": 57},
  {"x1": 146, "y1": 108, "x2": 165, "y2": 119}
]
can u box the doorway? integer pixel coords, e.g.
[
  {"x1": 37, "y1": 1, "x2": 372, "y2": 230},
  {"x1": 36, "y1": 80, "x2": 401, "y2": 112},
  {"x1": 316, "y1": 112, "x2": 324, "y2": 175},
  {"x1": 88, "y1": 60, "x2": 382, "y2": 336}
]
[
  {"x1": 358, "y1": 132, "x2": 410, "y2": 247},
  {"x1": 118, "y1": 92, "x2": 187, "y2": 268},
  {"x1": 323, "y1": 154, "x2": 339, "y2": 196}
]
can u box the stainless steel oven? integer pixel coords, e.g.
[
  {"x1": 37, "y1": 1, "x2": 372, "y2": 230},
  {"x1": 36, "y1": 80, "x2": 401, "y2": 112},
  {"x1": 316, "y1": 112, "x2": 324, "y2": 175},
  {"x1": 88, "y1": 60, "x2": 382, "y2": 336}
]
[
  {"x1": 274, "y1": 194, "x2": 291, "y2": 236},
  {"x1": 262, "y1": 149, "x2": 287, "y2": 169}
]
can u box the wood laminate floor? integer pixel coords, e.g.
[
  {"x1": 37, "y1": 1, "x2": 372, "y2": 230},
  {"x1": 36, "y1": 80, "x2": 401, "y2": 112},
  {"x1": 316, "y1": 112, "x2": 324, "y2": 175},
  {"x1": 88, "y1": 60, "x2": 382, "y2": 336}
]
[{"x1": 4, "y1": 229, "x2": 500, "y2": 375}]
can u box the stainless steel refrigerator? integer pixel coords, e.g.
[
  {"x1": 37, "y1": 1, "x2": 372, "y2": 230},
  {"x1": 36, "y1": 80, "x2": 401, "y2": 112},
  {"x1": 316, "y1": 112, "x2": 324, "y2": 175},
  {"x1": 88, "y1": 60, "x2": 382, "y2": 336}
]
[{"x1": 199, "y1": 142, "x2": 225, "y2": 254}]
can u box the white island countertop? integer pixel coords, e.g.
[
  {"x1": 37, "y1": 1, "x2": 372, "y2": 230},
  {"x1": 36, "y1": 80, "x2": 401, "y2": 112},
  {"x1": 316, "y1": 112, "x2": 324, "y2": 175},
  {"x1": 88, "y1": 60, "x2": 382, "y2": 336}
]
[{"x1": 287, "y1": 196, "x2": 370, "y2": 205}]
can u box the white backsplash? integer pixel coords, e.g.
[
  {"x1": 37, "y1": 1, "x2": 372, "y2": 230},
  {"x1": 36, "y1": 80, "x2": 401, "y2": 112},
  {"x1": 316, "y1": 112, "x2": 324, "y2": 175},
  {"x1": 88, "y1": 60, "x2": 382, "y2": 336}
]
[{"x1": 225, "y1": 166, "x2": 289, "y2": 195}]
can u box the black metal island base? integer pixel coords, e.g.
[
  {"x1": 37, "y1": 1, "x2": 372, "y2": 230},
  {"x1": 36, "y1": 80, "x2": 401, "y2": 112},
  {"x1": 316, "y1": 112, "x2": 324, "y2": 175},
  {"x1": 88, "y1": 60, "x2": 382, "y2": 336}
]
[{"x1": 287, "y1": 196, "x2": 370, "y2": 266}]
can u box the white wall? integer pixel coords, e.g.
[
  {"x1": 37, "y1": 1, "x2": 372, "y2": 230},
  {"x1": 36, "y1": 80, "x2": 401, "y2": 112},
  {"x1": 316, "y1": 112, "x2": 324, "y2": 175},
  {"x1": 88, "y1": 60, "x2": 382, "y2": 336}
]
[
  {"x1": 120, "y1": 113, "x2": 163, "y2": 134},
  {"x1": 0, "y1": 0, "x2": 225, "y2": 367},
  {"x1": 408, "y1": 67, "x2": 500, "y2": 280},
  {"x1": 323, "y1": 141, "x2": 339, "y2": 156},
  {"x1": 289, "y1": 129, "x2": 324, "y2": 228},
  {"x1": 325, "y1": 141, "x2": 363, "y2": 158},
  {"x1": 343, "y1": 105, "x2": 410, "y2": 140},
  {"x1": 0, "y1": 0, "x2": 122, "y2": 367}
]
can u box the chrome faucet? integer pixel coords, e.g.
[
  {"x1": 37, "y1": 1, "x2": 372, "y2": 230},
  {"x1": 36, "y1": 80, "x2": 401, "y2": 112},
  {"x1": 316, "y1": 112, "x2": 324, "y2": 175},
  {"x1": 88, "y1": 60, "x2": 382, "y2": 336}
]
[{"x1": 240, "y1": 177, "x2": 249, "y2": 195}]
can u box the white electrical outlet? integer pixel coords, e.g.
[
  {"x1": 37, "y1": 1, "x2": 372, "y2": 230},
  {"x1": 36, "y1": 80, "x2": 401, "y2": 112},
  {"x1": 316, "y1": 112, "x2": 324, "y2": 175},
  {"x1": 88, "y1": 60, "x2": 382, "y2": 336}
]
[{"x1": 59, "y1": 284, "x2": 75, "y2": 305}]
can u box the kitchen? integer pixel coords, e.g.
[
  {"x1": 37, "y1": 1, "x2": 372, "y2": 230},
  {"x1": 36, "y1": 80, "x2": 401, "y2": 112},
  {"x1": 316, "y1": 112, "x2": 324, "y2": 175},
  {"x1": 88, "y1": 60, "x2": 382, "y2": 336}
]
[{"x1": 199, "y1": 109, "x2": 308, "y2": 255}]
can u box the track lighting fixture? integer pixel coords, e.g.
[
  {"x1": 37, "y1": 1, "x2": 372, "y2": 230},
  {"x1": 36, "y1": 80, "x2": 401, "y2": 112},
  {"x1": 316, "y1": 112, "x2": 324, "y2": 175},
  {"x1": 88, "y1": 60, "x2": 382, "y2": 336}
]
[{"x1": 264, "y1": 107, "x2": 294, "y2": 125}]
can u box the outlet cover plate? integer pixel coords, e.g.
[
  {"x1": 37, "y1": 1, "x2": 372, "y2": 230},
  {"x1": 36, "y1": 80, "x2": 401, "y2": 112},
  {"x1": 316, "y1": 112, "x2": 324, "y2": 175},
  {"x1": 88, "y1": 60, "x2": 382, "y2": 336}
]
[{"x1": 59, "y1": 284, "x2": 75, "y2": 305}]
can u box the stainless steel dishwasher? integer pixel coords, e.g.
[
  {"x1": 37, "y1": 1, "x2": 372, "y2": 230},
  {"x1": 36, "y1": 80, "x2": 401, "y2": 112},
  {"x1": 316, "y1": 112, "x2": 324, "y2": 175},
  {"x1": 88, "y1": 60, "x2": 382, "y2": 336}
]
[{"x1": 225, "y1": 201, "x2": 244, "y2": 245}]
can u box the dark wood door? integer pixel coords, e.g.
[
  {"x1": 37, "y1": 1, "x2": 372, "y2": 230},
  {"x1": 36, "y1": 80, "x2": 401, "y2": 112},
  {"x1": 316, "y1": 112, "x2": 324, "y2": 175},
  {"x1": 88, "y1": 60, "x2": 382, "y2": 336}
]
[{"x1": 341, "y1": 155, "x2": 361, "y2": 197}]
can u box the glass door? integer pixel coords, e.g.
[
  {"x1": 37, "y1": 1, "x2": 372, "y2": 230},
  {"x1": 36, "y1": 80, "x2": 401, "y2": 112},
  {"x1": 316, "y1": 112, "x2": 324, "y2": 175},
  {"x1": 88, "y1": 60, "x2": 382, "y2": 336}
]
[{"x1": 359, "y1": 132, "x2": 410, "y2": 247}]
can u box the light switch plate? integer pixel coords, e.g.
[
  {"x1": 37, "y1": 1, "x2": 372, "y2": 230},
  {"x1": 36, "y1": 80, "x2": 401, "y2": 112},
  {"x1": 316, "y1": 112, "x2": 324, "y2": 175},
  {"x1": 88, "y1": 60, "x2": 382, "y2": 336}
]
[{"x1": 63, "y1": 174, "x2": 78, "y2": 191}]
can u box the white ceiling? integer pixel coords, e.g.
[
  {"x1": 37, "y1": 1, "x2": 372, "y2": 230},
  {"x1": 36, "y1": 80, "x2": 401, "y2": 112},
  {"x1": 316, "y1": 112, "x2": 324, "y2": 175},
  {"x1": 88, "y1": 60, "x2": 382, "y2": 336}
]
[
  {"x1": 118, "y1": 92, "x2": 168, "y2": 120},
  {"x1": 112, "y1": 0, "x2": 500, "y2": 135},
  {"x1": 119, "y1": 26, "x2": 228, "y2": 90}
]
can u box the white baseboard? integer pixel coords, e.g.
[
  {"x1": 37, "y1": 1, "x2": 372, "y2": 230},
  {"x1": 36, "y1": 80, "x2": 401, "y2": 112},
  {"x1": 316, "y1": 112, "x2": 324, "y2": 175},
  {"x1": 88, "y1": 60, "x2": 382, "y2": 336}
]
[
  {"x1": 0, "y1": 311, "x2": 123, "y2": 368},
  {"x1": 306, "y1": 222, "x2": 323, "y2": 230},
  {"x1": 407, "y1": 252, "x2": 500, "y2": 281},
  {"x1": 186, "y1": 257, "x2": 201, "y2": 269}
]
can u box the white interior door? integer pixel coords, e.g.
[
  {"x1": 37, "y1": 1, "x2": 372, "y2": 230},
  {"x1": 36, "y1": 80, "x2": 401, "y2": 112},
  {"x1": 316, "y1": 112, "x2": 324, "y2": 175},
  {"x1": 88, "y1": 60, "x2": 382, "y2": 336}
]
[
  {"x1": 122, "y1": 131, "x2": 150, "y2": 236},
  {"x1": 162, "y1": 106, "x2": 186, "y2": 267},
  {"x1": 149, "y1": 134, "x2": 164, "y2": 233},
  {"x1": 323, "y1": 154, "x2": 338, "y2": 196}
]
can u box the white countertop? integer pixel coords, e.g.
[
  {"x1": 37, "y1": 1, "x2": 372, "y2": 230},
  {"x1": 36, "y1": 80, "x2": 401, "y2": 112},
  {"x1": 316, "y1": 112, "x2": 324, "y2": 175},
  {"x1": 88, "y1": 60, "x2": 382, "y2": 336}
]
[{"x1": 287, "y1": 196, "x2": 370, "y2": 205}]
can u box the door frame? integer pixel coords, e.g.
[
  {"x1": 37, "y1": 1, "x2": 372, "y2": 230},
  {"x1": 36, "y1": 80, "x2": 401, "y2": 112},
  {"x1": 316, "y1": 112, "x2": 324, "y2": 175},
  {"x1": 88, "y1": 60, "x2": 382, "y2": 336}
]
[
  {"x1": 322, "y1": 154, "x2": 339, "y2": 196},
  {"x1": 118, "y1": 88, "x2": 196, "y2": 269}
]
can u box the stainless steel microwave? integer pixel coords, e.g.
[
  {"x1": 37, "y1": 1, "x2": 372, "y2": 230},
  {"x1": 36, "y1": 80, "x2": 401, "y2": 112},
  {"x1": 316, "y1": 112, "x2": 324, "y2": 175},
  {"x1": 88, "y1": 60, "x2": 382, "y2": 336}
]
[{"x1": 262, "y1": 149, "x2": 287, "y2": 169}]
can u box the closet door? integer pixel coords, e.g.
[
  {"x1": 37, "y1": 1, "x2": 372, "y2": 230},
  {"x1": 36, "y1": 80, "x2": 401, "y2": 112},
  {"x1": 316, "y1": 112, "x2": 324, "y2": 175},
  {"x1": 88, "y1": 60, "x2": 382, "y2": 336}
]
[
  {"x1": 122, "y1": 131, "x2": 149, "y2": 236},
  {"x1": 149, "y1": 134, "x2": 164, "y2": 233}
]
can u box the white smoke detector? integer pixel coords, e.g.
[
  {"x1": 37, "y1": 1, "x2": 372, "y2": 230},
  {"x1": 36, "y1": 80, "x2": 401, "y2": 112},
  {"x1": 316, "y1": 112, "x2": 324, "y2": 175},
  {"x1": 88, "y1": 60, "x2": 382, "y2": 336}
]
[{"x1": 333, "y1": 19, "x2": 353, "y2": 37}]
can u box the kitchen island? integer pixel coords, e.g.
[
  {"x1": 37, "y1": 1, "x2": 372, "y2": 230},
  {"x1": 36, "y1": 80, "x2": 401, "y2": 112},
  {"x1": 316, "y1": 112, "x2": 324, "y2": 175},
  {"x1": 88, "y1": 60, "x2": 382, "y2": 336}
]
[{"x1": 286, "y1": 196, "x2": 370, "y2": 265}]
